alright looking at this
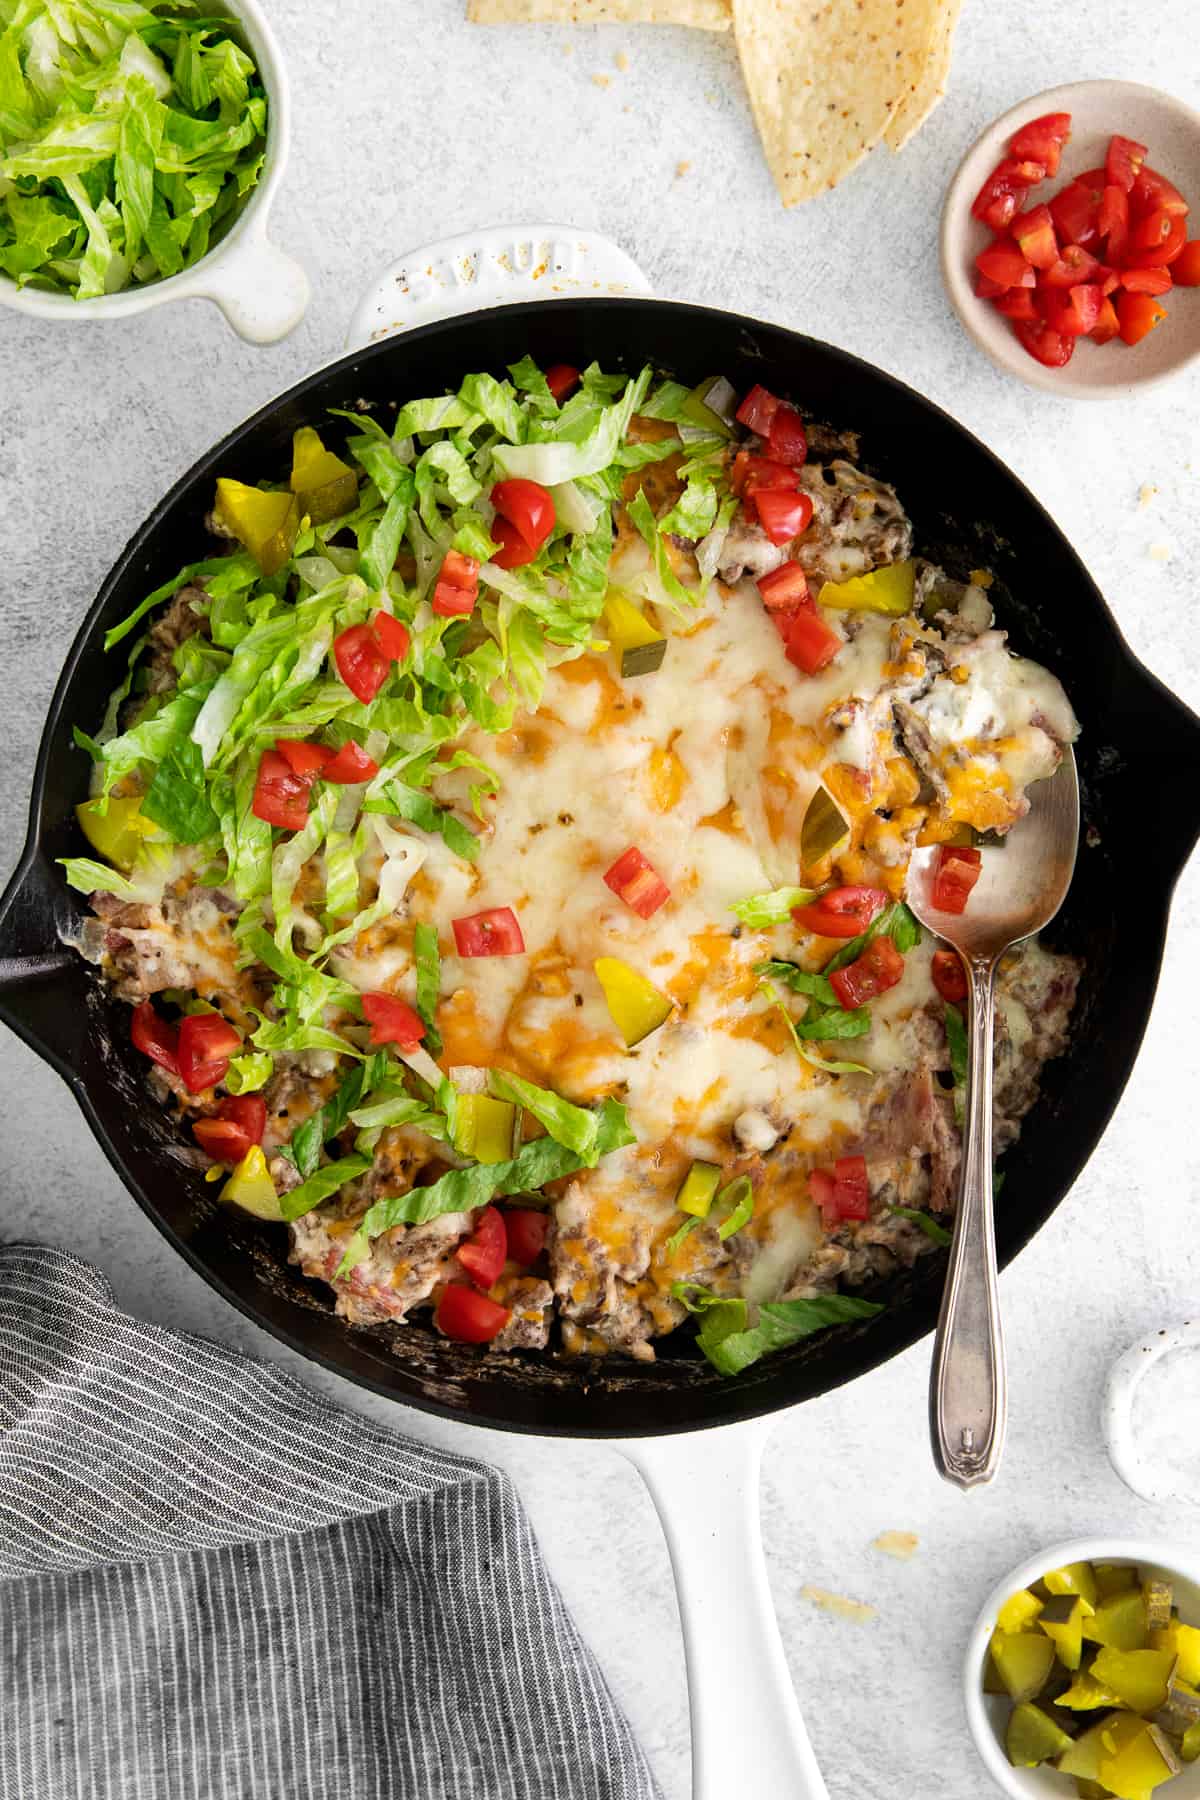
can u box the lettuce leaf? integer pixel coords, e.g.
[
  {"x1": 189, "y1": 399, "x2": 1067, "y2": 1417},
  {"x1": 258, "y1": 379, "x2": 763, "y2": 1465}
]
[
  {"x1": 691, "y1": 1292, "x2": 884, "y2": 1376},
  {"x1": 487, "y1": 1069, "x2": 610, "y2": 1164},
  {"x1": 731, "y1": 887, "x2": 817, "y2": 927},
  {"x1": 139, "y1": 735, "x2": 218, "y2": 844}
]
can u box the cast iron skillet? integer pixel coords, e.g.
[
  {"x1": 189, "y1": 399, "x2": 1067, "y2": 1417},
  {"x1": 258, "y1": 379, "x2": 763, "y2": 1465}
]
[{"x1": 1, "y1": 297, "x2": 1197, "y2": 1439}]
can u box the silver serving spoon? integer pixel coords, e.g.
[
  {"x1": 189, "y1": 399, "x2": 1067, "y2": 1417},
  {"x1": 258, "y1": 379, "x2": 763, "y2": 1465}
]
[{"x1": 907, "y1": 748, "x2": 1080, "y2": 1489}]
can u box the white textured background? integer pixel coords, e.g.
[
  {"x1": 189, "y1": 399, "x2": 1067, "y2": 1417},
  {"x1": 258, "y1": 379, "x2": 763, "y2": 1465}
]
[{"x1": 1, "y1": 3, "x2": 1199, "y2": 1796}]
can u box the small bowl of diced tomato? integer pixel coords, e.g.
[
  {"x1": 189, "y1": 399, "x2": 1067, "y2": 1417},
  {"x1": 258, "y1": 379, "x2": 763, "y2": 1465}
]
[{"x1": 941, "y1": 80, "x2": 1200, "y2": 396}]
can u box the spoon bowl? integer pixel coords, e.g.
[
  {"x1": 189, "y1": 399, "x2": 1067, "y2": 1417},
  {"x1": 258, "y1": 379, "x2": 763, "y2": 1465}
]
[{"x1": 908, "y1": 749, "x2": 1080, "y2": 1487}]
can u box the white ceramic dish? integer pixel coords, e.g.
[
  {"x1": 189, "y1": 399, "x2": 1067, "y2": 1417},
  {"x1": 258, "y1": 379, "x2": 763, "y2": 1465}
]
[
  {"x1": 964, "y1": 1536, "x2": 1200, "y2": 1798},
  {"x1": 0, "y1": 0, "x2": 309, "y2": 344},
  {"x1": 941, "y1": 80, "x2": 1200, "y2": 398}
]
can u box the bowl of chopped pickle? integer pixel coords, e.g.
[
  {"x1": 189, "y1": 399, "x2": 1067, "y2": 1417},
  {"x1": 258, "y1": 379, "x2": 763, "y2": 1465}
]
[{"x1": 966, "y1": 1539, "x2": 1200, "y2": 1799}]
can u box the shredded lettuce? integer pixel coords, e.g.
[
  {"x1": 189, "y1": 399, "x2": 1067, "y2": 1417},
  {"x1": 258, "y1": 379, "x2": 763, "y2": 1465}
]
[
  {"x1": 759, "y1": 979, "x2": 871, "y2": 1078},
  {"x1": 731, "y1": 887, "x2": 817, "y2": 927},
  {"x1": 822, "y1": 902, "x2": 921, "y2": 973},
  {"x1": 224, "y1": 1052, "x2": 273, "y2": 1095},
  {"x1": 673, "y1": 1288, "x2": 885, "y2": 1376},
  {"x1": 412, "y1": 922, "x2": 442, "y2": 1055},
  {"x1": 890, "y1": 1205, "x2": 952, "y2": 1246},
  {"x1": 487, "y1": 1069, "x2": 612, "y2": 1164},
  {"x1": 279, "y1": 1156, "x2": 373, "y2": 1224}
]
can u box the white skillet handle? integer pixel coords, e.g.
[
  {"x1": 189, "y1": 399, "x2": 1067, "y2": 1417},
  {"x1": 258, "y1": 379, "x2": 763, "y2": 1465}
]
[
  {"x1": 343, "y1": 222, "x2": 652, "y2": 350},
  {"x1": 622, "y1": 1419, "x2": 831, "y2": 1800}
]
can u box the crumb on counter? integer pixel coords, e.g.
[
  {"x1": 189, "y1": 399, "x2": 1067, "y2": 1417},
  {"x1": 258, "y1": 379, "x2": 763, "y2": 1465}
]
[
  {"x1": 872, "y1": 1530, "x2": 919, "y2": 1561},
  {"x1": 1138, "y1": 483, "x2": 1158, "y2": 509},
  {"x1": 675, "y1": 159, "x2": 692, "y2": 179},
  {"x1": 592, "y1": 72, "x2": 610, "y2": 88},
  {"x1": 1148, "y1": 542, "x2": 1172, "y2": 562},
  {"x1": 615, "y1": 49, "x2": 629, "y2": 70},
  {"x1": 801, "y1": 1585, "x2": 878, "y2": 1624}
]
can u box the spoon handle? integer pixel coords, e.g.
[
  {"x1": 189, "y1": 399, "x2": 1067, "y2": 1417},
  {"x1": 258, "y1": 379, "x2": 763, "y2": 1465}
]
[{"x1": 929, "y1": 954, "x2": 1007, "y2": 1489}]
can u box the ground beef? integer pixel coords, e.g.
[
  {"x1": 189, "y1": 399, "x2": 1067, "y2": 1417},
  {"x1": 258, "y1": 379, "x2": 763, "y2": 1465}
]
[
  {"x1": 143, "y1": 583, "x2": 210, "y2": 695},
  {"x1": 289, "y1": 1207, "x2": 471, "y2": 1328},
  {"x1": 492, "y1": 1276, "x2": 554, "y2": 1352}
]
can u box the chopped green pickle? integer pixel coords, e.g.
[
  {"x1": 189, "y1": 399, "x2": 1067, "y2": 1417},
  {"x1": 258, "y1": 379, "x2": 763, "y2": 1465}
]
[
  {"x1": 1075, "y1": 1783, "x2": 1108, "y2": 1800},
  {"x1": 289, "y1": 426, "x2": 359, "y2": 525},
  {"x1": 621, "y1": 638, "x2": 668, "y2": 678},
  {"x1": 1058, "y1": 1713, "x2": 1144, "y2": 1781},
  {"x1": 214, "y1": 479, "x2": 299, "y2": 577},
  {"x1": 1006, "y1": 1702, "x2": 1073, "y2": 1767},
  {"x1": 454, "y1": 1095, "x2": 518, "y2": 1164},
  {"x1": 1058, "y1": 1670, "x2": 1128, "y2": 1713},
  {"x1": 1145, "y1": 1582, "x2": 1174, "y2": 1633},
  {"x1": 681, "y1": 377, "x2": 735, "y2": 439},
  {"x1": 1046, "y1": 1563, "x2": 1101, "y2": 1608},
  {"x1": 676, "y1": 1162, "x2": 722, "y2": 1219},
  {"x1": 998, "y1": 1589, "x2": 1046, "y2": 1635},
  {"x1": 983, "y1": 1651, "x2": 1006, "y2": 1695},
  {"x1": 219, "y1": 1146, "x2": 282, "y2": 1221},
  {"x1": 1041, "y1": 1594, "x2": 1097, "y2": 1672},
  {"x1": 594, "y1": 957, "x2": 673, "y2": 1048},
  {"x1": 1099, "y1": 1721, "x2": 1181, "y2": 1795},
  {"x1": 75, "y1": 796, "x2": 155, "y2": 872},
  {"x1": 1086, "y1": 1590, "x2": 1150, "y2": 1653},
  {"x1": 1096, "y1": 1564, "x2": 1141, "y2": 1600},
  {"x1": 800, "y1": 785, "x2": 850, "y2": 868},
  {"x1": 817, "y1": 559, "x2": 916, "y2": 616},
  {"x1": 1181, "y1": 1720, "x2": 1200, "y2": 1762},
  {"x1": 1090, "y1": 1648, "x2": 1176, "y2": 1716},
  {"x1": 991, "y1": 1630, "x2": 1057, "y2": 1703}
]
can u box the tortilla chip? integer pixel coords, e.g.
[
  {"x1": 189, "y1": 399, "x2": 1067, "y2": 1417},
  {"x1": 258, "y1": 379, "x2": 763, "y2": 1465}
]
[
  {"x1": 885, "y1": 0, "x2": 963, "y2": 152},
  {"x1": 467, "y1": 0, "x2": 731, "y2": 26},
  {"x1": 733, "y1": 0, "x2": 932, "y2": 205}
]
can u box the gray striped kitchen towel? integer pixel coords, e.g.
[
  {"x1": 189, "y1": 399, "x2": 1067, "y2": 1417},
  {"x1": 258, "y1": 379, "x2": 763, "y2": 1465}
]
[{"x1": 0, "y1": 1244, "x2": 661, "y2": 1800}]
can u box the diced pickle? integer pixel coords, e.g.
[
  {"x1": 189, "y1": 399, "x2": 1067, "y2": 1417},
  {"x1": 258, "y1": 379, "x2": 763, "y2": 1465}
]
[
  {"x1": 983, "y1": 1650, "x2": 1006, "y2": 1695},
  {"x1": 1096, "y1": 1564, "x2": 1140, "y2": 1600},
  {"x1": 1154, "y1": 1672, "x2": 1200, "y2": 1740},
  {"x1": 1057, "y1": 1671, "x2": 1128, "y2": 1713},
  {"x1": 1085, "y1": 1591, "x2": 1150, "y2": 1654},
  {"x1": 75, "y1": 795, "x2": 155, "y2": 872},
  {"x1": 991, "y1": 1631, "x2": 1057, "y2": 1704},
  {"x1": 289, "y1": 426, "x2": 358, "y2": 525},
  {"x1": 594, "y1": 957, "x2": 674, "y2": 1048},
  {"x1": 800, "y1": 785, "x2": 850, "y2": 869},
  {"x1": 1006, "y1": 1702, "x2": 1073, "y2": 1767},
  {"x1": 1046, "y1": 1563, "x2": 1101, "y2": 1608},
  {"x1": 1144, "y1": 1582, "x2": 1174, "y2": 1633},
  {"x1": 1041, "y1": 1595, "x2": 1096, "y2": 1672},
  {"x1": 1058, "y1": 1713, "x2": 1144, "y2": 1780},
  {"x1": 998, "y1": 1589, "x2": 1046, "y2": 1635},
  {"x1": 621, "y1": 639, "x2": 668, "y2": 678},
  {"x1": 214, "y1": 479, "x2": 299, "y2": 577},
  {"x1": 1090, "y1": 1649, "x2": 1176, "y2": 1716},
  {"x1": 1152, "y1": 1623, "x2": 1200, "y2": 1687},
  {"x1": 817, "y1": 559, "x2": 916, "y2": 616},
  {"x1": 1099, "y1": 1721, "x2": 1181, "y2": 1795},
  {"x1": 681, "y1": 377, "x2": 735, "y2": 439},
  {"x1": 454, "y1": 1095, "x2": 518, "y2": 1164},
  {"x1": 220, "y1": 1146, "x2": 282, "y2": 1221},
  {"x1": 1181, "y1": 1720, "x2": 1200, "y2": 1762},
  {"x1": 676, "y1": 1162, "x2": 722, "y2": 1219},
  {"x1": 604, "y1": 592, "x2": 664, "y2": 655},
  {"x1": 1074, "y1": 1782, "x2": 1108, "y2": 1799}
]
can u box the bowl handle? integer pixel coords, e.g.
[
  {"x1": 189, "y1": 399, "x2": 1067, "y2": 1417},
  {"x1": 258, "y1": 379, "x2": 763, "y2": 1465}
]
[
  {"x1": 1104, "y1": 1320, "x2": 1200, "y2": 1504},
  {"x1": 621, "y1": 1419, "x2": 831, "y2": 1799},
  {"x1": 186, "y1": 223, "x2": 311, "y2": 345},
  {"x1": 344, "y1": 223, "x2": 652, "y2": 350}
]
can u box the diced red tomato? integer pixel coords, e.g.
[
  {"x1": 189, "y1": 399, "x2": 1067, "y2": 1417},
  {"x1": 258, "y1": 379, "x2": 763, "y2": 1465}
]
[
  {"x1": 1126, "y1": 209, "x2": 1187, "y2": 267},
  {"x1": 974, "y1": 270, "x2": 1008, "y2": 300},
  {"x1": 733, "y1": 454, "x2": 798, "y2": 498},
  {"x1": 1050, "y1": 180, "x2": 1101, "y2": 247},
  {"x1": 491, "y1": 479, "x2": 555, "y2": 556},
  {"x1": 603, "y1": 846, "x2": 671, "y2": 919},
  {"x1": 784, "y1": 607, "x2": 842, "y2": 676},
  {"x1": 975, "y1": 240, "x2": 1035, "y2": 289},
  {"x1": 438, "y1": 548, "x2": 481, "y2": 592},
  {"x1": 767, "y1": 404, "x2": 808, "y2": 466},
  {"x1": 1105, "y1": 133, "x2": 1147, "y2": 195},
  {"x1": 792, "y1": 885, "x2": 889, "y2": 940},
  {"x1": 452, "y1": 907, "x2": 526, "y2": 958},
  {"x1": 1130, "y1": 165, "x2": 1189, "y2": 220},
  {"x1": 1039, "y1": 282, "x2": 1104, "y2": 338},
  {"x1": 360, "y1": 992, "x2": 425, "y2": 1050},
  {"x1": 1091, "y1": 297, "x2": 1121, "y2": 345},
  {"x1": 435, "y1": 1281, "x2": 511, "y2": 1343},
  {"x1": 322, "y1": 740, "x2": 379, "y2": 784},
  {"x1": 504, "y1": 1208, "x2": 548, "y2": 1267},
  {"x1": 252, "y1": 748, "x2": 311, "y2": 831},
  {"x1": 131, "y1": 999, "x2": 180, "y2": 1074},
  {"x1": 1097, "y1": 185, "x2": 1130, "y2": 263},
  {"x1": 768, "y1": 606, "x2": 802, "y2": 645},
  {"x1": 193, "y1": 1094, "x2": 267, "y2": 1164},
  {"x1": 1040, "y1": 244, "x2": 1102, "y2": 288},
  {"x1": 1012, "y1": 205, "x2": 1058, "y2": 271},
  {"x1": 1014, "y1": 319, "x2": 1075, "y2": 368},
  {"x1": 832, "y1": 1154, "x2": 870, "y2": 1221},
  {"x1": 1174, "y1": 241, "x2": 1200, "y2": 286},
  {"x1": 372, "y1": 610, "x2": 411, "y2": 664},
  {"x1": 757, "y1": 561, "x2": 809, "y2": 610},
  {"x1": 1010, "y1": 111, "x2": 1071, "y2": 178},
  {"x1": 456, "y1": 1206, "x2": 507, "y2": 1291},
  {"x1": 1121, "y1": 266, "x2": 1172, "y2": 295},
  {"x1": 176, "y1": 1012, "x2": 241, "y2": 1094},
  {"x1": 994, "y1": 288, "x2": 1038, "y2": 321},
  {"x1": 545, "y1": 363, "x2": 580, "y2": 403},
  {"x1": 735, "y1": 383, "x2": 780, "y2": 437},
  {"x1": 275, "y1": 739, "x2": 334, "y2": 780},
  {"x1": 1117, "y1": 290, "x2": 1168, "y2": 345},
  {"x1": 971, "y1": 160, "x2": 1044, "y2": 233},
  {"x1": 334, "y1": 623, "x2": 391, "y2": 705},
  {"x1": 487, "y1": 515, "x2": 536, "y2": 572},
  {"x1": 808, "y1": 1166, "x2": 839, "y2": 1229},
  {"x1": 755, "y1": 490, "x2": 814, "y2": 546},
  {"x1": 829, "y1": 935, "x2": 905, "y2": 1010},
  {"x1": 1096, "y1": 265, "x2": 1122, "y2": 297},
  {"x1": 930, "y1": 845, "x2": 983, "y2": 915},
  {"x1": 931, "y1": 948, "x2": 968, "y2": 1005},
  {"x1": 432, "y1": 547, "x2": 482, "y2": 613}
]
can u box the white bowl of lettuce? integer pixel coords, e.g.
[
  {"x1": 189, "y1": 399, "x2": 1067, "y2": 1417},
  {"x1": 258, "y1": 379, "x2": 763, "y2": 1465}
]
[{"x1": 0, "y1": 0, "x2": 308, "y2": 343}]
